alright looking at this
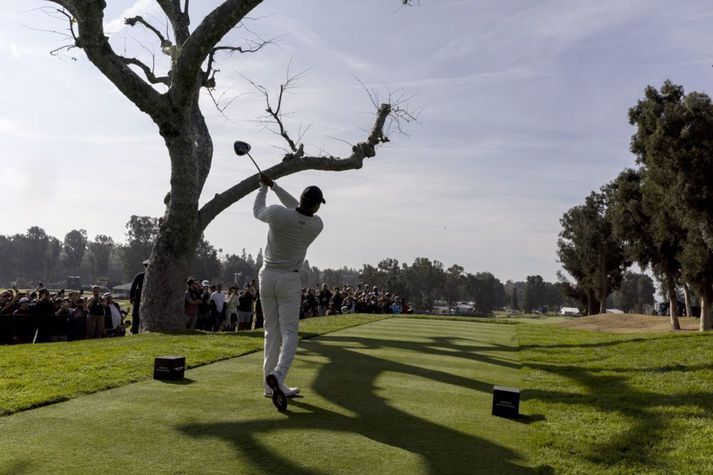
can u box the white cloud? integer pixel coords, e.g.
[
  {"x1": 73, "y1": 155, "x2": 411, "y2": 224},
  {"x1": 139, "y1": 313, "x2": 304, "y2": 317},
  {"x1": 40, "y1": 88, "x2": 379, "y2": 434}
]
[{"x1": 9, "y1": 42, "x2": 20, "y2": 59}]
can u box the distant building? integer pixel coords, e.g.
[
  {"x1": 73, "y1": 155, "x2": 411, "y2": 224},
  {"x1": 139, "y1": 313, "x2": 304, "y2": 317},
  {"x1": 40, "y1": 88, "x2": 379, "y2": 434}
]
[{"x1": 111, "y1": 283, "x2": 133, "y2": 299}]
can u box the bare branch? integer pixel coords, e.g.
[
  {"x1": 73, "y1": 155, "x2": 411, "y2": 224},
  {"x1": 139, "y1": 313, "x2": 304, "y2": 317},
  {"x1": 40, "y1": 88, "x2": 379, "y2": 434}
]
[
  {"x1": 171, "y1": 0, "x2": 263, "y2": 107},
  {"x1": 242, "y1": 66, "x2": 310, "y2": 158},
  {"x1": 154, "y1": 0, "x2": 190, "y2": 49},
  {"x1": 49, "y1": 44, "x2": 79, "y2": 60},
  {"x1": 45, "y1": 0, "x2": 167, "y2": 118},
  {"x1": 124, "y1": 16, "x2": 173, "y2": 54},
  {"x1": 198, "y1": 104, "x2": 392, "y2": 227},
  {"x1": 121, "y1": 57, "x2": 171, "y2": 85},
  {"x1": 204, "y1": 39, "x2": 271, "y2": 87},
  {"x1": 206, "y1": 87, "x2": 245, "y2": 120}
]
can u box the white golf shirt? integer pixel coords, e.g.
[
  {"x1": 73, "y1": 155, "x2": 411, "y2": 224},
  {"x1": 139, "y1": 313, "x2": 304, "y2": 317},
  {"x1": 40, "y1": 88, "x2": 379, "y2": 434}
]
[
  {"x1": 253, "y1": 183, "x2": 323, "y2": 271},
  {"x1": 210, "y1": 291, "x2": 225, "y2": 313}
]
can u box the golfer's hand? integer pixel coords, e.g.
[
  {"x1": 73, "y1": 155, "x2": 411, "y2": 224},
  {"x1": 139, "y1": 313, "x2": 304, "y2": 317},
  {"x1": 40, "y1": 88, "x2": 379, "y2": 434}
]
[{"x1": 259, "y1": 174, "x2": 274, "y2": 188}]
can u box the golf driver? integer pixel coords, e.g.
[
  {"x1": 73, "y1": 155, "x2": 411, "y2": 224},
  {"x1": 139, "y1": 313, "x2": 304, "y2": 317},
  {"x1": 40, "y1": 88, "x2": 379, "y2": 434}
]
[{"x1": 233, "y1": 140, "x2": 263, "y2": 174}]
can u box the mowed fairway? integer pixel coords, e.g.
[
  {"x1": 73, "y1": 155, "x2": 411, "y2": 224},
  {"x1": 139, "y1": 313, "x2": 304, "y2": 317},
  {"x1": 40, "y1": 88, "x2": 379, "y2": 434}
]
[{"x1": 0, "y1": 319, "x2": 534, "y2": 474}]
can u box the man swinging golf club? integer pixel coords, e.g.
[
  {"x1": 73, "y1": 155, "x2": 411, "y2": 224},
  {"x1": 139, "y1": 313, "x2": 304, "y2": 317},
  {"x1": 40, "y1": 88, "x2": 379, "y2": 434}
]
[{"x1": 253, "y1": 169, "x2": 325, "y2": 411}]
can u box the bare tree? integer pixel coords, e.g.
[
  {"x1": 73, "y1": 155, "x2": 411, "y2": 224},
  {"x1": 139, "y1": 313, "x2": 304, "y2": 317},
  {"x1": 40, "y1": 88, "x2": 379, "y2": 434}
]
[{"x1": 43, "y1": 1, "x2": 412, "y2": 331}]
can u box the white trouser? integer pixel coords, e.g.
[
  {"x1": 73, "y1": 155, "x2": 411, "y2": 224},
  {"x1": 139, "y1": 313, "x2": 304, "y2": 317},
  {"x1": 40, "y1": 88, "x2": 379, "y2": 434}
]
[{"x1": 259, "y1": 267, "x2": 301, "y2": 390}]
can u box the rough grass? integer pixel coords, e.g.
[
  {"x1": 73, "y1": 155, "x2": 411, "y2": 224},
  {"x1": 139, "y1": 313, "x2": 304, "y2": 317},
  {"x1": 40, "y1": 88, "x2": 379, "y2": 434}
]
[
  {"x1": 0, "y1": 314, "x2": 386, "y2": 416},
  {"x1": 559, "y1": 313, "x2": 700, "y2": 332},
  {"x1": 518, "y1": 324, "x2": 713, "y2": 474}
]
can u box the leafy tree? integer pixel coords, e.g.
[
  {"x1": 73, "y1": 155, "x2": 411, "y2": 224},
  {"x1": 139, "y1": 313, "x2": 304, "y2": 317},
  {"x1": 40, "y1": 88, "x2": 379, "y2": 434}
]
[
  {"x1": 191, "y1": 235, "x2": 222, "y2": 283},
  {"x1": 88, "y1": 234, "x2": 115, "y2": 279},
  {"x1": 402, "y1": 258, "x2": 445, "y2": 312},
  {"x1": 46, "y1": 236, "x2": 62, "y2": 283},
  {"x1": 443, "y1": 264, "x2": 466, "y2": 308},
  {"x1": 43, "y1": 1, "x2": 412, "y2": 331},
  {"x1": 121, "y1": 216, "x2": 159, "y2": 281},
  {"x1": 63, "y1": 229, "x2": 88, "y2": 274},
  {"x1": 0, "y1": 236, "x2": 17, "y2": 284},
  {"x1": 299, "y1": 260, "x2": 321, "y2": 289},
  {"x1": 16, "y1": 227, "x2": 50, "y2": 284},
  {"x1": 511, "y1": 286, "x2": 519, "y2": 311},
  {"x1": 523, "y1": 275, "x2": 546, "y2": 312},
  {"x1": 610, "y1": 271, "x2": 655, "y2": 313},
  {"x1": 221, "y1": 251, "x2": 257, "y2": 288},
  {"x1": 607, "y1": 168, "x2": 684, "y2": 328},
  {"x1": 628, "y1": 81, "x2": 713, "y2": 330},
  {"x1": 465, "y1": 272, "x2": 504, "y2": 314},
  {"x1": 557, "y1": 192, "x2": 629, "y2": 315}
]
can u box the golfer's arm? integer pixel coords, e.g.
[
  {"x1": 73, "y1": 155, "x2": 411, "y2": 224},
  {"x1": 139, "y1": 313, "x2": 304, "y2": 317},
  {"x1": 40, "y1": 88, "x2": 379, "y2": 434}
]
[
  {"x1": 272, "y1": 183, "x2": 299, "y2": 209},
  {"x1": 253, "y1": 186, "x2": 270, "y2": 221}
]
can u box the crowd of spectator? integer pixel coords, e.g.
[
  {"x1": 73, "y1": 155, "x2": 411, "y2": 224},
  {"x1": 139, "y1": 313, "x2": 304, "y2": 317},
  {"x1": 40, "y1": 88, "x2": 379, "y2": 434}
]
[
  {"x1": 301, "y1": 283, "x2": 412, "y2": 318},
  {"x1": 1, "y1": 279, "x2": 412, "y2": 344},
  {"x1": 183, "y1": 280, "x2": 412, "y2": 331},
  {"x1": 184, "y1": 278, "x2": 263, "y2": 332},
  {"x1": 0, "y1": 284, "x2": 128, "y2": 344}
]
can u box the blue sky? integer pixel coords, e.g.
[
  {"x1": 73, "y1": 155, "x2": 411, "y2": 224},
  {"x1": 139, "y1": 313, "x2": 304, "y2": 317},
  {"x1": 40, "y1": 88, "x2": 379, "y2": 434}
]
[{"x1": 2, "y1": 0, "x2": 713, "y2": 282}]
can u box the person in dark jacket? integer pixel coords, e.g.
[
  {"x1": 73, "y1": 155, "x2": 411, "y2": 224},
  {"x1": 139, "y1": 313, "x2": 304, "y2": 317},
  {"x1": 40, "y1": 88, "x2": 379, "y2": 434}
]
[{"x1": 129, "y1": 259, "x2": 148, "y2": 334}]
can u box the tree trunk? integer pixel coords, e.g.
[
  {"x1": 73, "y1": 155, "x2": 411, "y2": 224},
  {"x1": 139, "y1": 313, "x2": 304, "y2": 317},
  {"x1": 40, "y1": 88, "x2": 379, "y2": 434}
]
[
  {"x1": 700, "y1": 287, "x2": 713, "y2": 331},
  {"x1": 140, "y1": 109, "x2": 210, "y2": 332},
  {"x1": 599, "y1": 275, "x2": 607, "y2": 314},
  {"x1": 682, "y1": 283, "x2": 692, "y2": 317},
  {"x1": 140, "y1": 236, "x2": 196, "y2": 331},
  {"x1": 586, "y1": 289, "x2": 595, "y2": 316},
  {"x1": 668, "y1": 282, "x2": 680, "y2": 330}
]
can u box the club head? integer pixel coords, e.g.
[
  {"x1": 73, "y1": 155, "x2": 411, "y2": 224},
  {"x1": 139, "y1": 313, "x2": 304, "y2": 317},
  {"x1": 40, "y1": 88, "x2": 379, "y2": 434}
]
[{"x1": 233, "y1": 141, "x2": 251, "y2": 156}]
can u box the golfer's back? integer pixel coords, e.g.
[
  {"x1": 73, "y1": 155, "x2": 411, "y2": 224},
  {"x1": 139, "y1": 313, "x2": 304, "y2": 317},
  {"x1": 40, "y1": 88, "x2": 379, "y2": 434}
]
[{"x1": 263, "y1": 207, "x2": 323, "y2": 271}]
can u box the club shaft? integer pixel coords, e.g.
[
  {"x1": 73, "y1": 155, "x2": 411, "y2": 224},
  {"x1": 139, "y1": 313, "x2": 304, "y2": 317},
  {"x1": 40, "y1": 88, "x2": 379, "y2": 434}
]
[{"x1": 246, "y1": 152, "x2": 262, "y2": 174}]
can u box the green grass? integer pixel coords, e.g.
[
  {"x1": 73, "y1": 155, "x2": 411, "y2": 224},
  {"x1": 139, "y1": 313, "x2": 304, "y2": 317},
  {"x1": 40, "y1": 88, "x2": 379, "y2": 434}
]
[
  {"x1": 0, "y1": 314, "x2": 386, "y2": 416},
  {"x1": 518, "y1": 324, "x2": 713, "y2": 474},
  {"x1": 4, "y1": 314, "x2": 713, "y2": 473},
  {"x1": 0, "y1": 318, "x2": 533, "y2": 474}
]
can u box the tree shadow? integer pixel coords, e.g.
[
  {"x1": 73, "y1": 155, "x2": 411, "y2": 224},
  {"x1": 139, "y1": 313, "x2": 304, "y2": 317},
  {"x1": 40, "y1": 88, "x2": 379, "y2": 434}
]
[
  {"x1": 314, "y1": 333, "x2": 522, "y2": 371},
  {"x1": 0, "y1": 461, "x2": 36, "y2": 474},
  {"x1": 523, "y1": 362, "x2": 713, "y2": 470},
  {"x1": 155, "y1": 377, "x2": 196, "y2": 385},
  {"x1": 178, "y1": 332, "x2": 535, "y2": 474}
]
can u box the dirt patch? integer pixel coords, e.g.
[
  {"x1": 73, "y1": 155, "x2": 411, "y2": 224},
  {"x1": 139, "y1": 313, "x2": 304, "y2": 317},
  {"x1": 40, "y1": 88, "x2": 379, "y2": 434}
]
[{"x1": 558, "y1": 313, "x2": 700, "y2": 333}]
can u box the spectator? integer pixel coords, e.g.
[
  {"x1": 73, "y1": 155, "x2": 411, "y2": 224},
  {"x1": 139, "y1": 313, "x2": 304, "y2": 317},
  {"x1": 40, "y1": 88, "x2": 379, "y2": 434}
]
[
  {"x1": 103, "y1": 293, "x2": 126, "y2": 337},
  {"x1": 129, "y1": 259, "x2": 148, "y2": 334},
  {"x1": 184, "y1": 279, "x2": 201, "y2": 330},
  {"x1": 68, "y1": 297, "x2": 87, "y2": 341},
  {"x1": 225, "y1": 286, "x2": 239, "y2": 331},
  {"x1": 210, "y1": 283, "x2": 226, "y2": 331},
  {"x1": 237, "y1": 286, "x2": 255, "y2": 331},
  {"x1": 254, "y1": 287, "x2": 264, "y2": 329},
  {"x1": 34, "y1": 289, "x2": 55, "y2": 317},
  {"x1": 85, "y1": 285, "x2": 106, "y2": 338},
  {"x1": 13, "y1": 297, "x2": 31, "y2": 316},
  {"x1": 196, "y1": 280, "x2": 212, "y2": 330},
  {"x1": 318, "y1": 284, "x2": 331, "y2": 316},
  {"x1": 391, "y1": 297, "x2": 402, "y2": 315}
]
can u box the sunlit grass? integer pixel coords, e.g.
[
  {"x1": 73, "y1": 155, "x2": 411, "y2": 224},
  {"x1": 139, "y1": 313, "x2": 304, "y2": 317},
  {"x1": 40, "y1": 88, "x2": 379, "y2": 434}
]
[
  {"x1": 0, "y1": 314, "x2": 386, "y2": 415},
  {"x1": 519, "y1": 324, "x2": 713, "y2": 474}
]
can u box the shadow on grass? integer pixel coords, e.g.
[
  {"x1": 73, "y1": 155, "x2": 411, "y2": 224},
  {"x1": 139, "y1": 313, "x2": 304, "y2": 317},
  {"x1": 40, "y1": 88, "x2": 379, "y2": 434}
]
[
  {"x1": 523, "y1": 362, "x2": 713, "y2": 470},
  {"x1": 179, "y1": 331, "x2": 535, "y2": 474},
  {"x1": 315, "y1": 333, "x2": 523, "y2": 370},
  {"x1": 156, "y1": 377, "x2": 196, "y2": 385}
]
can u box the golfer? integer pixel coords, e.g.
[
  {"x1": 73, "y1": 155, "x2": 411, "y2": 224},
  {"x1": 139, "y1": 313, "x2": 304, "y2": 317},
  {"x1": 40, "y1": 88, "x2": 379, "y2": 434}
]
[{"x1": 254, "y1": 174, "x2": 325, "y2": 410}]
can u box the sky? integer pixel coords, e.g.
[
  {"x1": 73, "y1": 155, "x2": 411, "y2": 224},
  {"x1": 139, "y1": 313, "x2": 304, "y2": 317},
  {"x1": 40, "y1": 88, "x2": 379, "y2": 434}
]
[{"x1": 2, "y1": 0, "x2": 713, "y2": 283}]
